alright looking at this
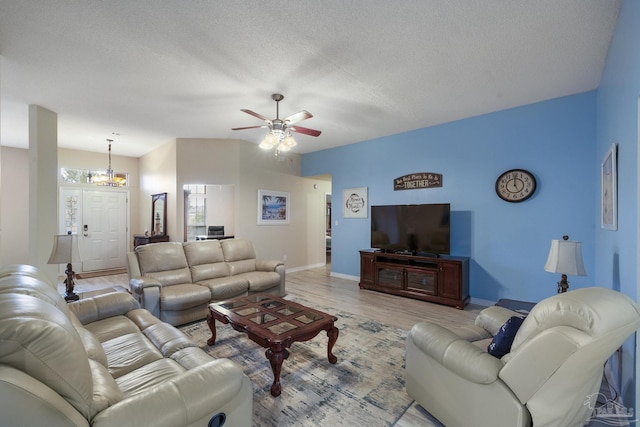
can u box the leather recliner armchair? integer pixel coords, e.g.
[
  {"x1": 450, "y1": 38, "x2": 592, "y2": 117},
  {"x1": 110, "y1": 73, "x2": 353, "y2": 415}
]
[{"x1": 405, "y1": 287, "x2": 640, "y2": 427}]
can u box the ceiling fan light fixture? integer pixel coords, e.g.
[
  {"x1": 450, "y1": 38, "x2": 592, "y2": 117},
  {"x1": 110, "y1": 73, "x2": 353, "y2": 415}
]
[
  {"x1": 259, "y1": 133, "x2": 278, "y2": 149},
  {"x1": 281, "y1": 133, "x2": 297, "y2": 148},
  {"x1": 232, "y1": 93, "x2": 320, "y2": 155},
  {"x1": 277, "y1": 143, "x2": 291, "y2": 152}
]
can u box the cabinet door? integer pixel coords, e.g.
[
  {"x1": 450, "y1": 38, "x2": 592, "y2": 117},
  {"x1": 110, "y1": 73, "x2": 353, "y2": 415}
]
[
  {"x1": 376, "y1": 264, "x2": 404, "y2": 289},
  {"x1": 360, "y1": 252, "x2": 376, "y2": 287},
  {"x1": 438, "y1": 261, "x2": 461, "y2": 300},
  {"x1": 406, "y1": 267, "x2": 437, "y2": 295}
]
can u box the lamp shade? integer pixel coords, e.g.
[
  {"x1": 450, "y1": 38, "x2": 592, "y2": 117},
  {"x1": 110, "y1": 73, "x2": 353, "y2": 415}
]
[
  {"x1": 47, "y1": 234, "x2": 81, "y2": 265},
  {"x1": 544, "y1": 239, "x2": 586, "y2": 276}
]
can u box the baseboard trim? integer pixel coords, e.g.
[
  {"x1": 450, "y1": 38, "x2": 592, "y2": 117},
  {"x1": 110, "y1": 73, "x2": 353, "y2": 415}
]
[{"x1": 76, "y1": 268, "x2": 127, "y2": 279}]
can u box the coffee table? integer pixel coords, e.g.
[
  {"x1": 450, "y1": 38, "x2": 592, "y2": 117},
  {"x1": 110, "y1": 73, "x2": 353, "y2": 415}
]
[{"x1": 207, "y1": 294, "x2": 339, "y2": 397}]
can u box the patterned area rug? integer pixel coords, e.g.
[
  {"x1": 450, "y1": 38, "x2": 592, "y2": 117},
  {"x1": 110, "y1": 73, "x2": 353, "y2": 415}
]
[{"x1": 179, "y1": 298, "x2": 414, "y2": 427}]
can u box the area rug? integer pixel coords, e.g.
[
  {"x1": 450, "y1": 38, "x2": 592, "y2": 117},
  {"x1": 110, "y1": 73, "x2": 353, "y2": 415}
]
[{"x1": 179, "y1": 297, "x2": 414, "y2": 427}]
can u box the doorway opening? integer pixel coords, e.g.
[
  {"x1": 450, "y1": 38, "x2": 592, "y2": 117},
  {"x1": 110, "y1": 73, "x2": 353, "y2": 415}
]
[{"x1": 183, "y1": 184, "x2": 235, "y2": 242}]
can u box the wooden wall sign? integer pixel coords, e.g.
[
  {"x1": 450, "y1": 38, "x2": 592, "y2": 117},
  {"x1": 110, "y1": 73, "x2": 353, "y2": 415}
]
[{"x1": 394, "y1": 172, "x2": 442, "y2": 191}]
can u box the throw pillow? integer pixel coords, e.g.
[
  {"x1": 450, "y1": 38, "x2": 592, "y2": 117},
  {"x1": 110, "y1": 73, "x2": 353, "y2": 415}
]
[{"x1": 487, "y1": 316, "x2": 525, "y2": 358}]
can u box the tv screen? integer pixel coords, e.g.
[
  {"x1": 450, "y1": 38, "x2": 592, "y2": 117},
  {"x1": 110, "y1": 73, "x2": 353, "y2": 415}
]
[{"x1": 371, "y1": 204, "x2": 450, "y2": 255}]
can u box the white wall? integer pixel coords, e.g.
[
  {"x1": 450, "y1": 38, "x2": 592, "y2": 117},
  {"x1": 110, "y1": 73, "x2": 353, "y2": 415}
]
[
  {"x1": 205, "y1": 184, "x2": 235, "y2": 237},
  {"x1": 139, "y1": 139, "x2": 177, "y2": 240},
  {"x1": 0, "y1": 147, "x2": 29, "y2": 264}
]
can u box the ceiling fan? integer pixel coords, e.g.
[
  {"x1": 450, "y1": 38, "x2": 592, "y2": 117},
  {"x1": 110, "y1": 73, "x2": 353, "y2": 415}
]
[{"x1": 232, "y1": 93, "x2": 321, "y2": 152}]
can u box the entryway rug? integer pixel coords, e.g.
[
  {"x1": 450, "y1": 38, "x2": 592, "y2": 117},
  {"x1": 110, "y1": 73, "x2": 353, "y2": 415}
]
[{"x1": 179, "y1": 298, "x2": 414, "y2": 427}]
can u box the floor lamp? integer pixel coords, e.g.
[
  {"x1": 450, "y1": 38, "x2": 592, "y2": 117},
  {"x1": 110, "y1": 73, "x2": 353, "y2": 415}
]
[
  {"x1": 47, "y1": 233, "x2": 81, "y2": 301},
  {"x1": 544, "y1": 235, "x2": 586, "y2": 293}
]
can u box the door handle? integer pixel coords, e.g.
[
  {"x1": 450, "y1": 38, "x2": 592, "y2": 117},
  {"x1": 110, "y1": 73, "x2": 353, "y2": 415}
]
[{"x1": 83, "y1": 224, "x2": 88, "y2": 237}]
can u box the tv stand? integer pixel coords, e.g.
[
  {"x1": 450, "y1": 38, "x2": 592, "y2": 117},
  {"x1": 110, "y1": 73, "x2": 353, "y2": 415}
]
[{"x1": 359, "y1": 249, "x2": 469, "y2": 309}]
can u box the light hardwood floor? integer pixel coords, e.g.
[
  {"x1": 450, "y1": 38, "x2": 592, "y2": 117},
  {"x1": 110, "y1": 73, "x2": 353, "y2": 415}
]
[
  {"x1": 71, "y1": 263, "x2": 487, "y2": 330},
  {"x1": 70, "y1": 263, "x2": 486, "y2": 427}
]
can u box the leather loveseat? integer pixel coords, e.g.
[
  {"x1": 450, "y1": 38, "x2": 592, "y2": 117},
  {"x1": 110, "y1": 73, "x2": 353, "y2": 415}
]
[
  {"x1": 126, "y1": 238, "x2": 285, "y2": 326},
  {"x1": 0, "y1": 264, "x2": 252, "y2": 427},
  {"x1": 405, "y1": 287, "x2": 640, "y2": 427}
]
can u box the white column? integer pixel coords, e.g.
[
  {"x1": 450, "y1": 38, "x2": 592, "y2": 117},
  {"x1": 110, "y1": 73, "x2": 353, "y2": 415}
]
[{"x1": 28, "y1": 104, "x2": 58, "y2": 281}]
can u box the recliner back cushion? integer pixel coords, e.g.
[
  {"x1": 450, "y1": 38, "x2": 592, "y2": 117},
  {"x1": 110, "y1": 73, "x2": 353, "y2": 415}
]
[
  {"x1": 135, "y1": 242, "x2": 191, "y2": 285},
  {"x1": 0, "y1": 293, "x2": 101, "y2": 419},
  {"x1": 222, "y1": 239, "x2": 257, "y2": 275},
  {"x1": 0, "y1": 274, "x2": 71, "y2": 316},
  {"x1": 183, "y1": 240, "x2": 230, "y2": 282},
  {"x1": 511, "y1": 287, "x2": 640, "y2": 352}
]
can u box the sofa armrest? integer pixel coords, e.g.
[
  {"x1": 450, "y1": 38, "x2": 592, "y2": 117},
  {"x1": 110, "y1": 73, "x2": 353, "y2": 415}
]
[
  {"x1": 129, "y1": 277, "x2": 161, "y2": 319},
  {"x1": 408, "y1": 322, "x2": 504, "y2": 384},
  {"x1": 90, "y1": 359, "x2": 251, "y2": 427},
  {"x1": 0, "y1": 365, "x2": 90, "y2": 427},
  {"x1": 499, "y1": 326, "x2": 582, "y2": 402},
  {"x1": 255, "y1": 259, "x2": 284, "y2": 272},
  {"x1": 129, "y1": 276, "x2": 161, "y2": 294},
  {"x1": 68, "y1": 292, "x2": 140, "y2": 325}
]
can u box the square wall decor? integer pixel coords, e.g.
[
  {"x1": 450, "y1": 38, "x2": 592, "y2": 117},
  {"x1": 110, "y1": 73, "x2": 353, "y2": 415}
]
[
  {"x1": 343, "y1": 187, "x2": 367, "y2": 218},
  {"x1": 258, "y1": 189, "x2": 290, "y2": 225}
]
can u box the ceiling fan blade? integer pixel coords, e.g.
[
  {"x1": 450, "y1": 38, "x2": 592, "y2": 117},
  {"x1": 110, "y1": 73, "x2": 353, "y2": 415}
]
[
  {"x1": 231, "y1": 125, "x2": 268, "y2": 131},
  {"x1": 290, "y1": 125, "x2": 322, "y2": 137},
  {"x1": 283, "y1": 110, "x2": 312, "y2": 125},
  {"x1": 240, "y1": 109, "x2": 270, "y2": 122}
]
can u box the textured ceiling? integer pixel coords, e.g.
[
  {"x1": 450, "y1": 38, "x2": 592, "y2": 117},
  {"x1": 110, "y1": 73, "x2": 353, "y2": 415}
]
[{"x1": 0, "y1": 1, "x2": 620, "y2": 157}]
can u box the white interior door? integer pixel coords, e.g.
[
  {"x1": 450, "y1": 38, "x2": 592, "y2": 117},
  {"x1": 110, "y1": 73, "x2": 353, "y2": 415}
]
[{"x1": 81, "y1": 190, "x2": 128, "y2": 272}]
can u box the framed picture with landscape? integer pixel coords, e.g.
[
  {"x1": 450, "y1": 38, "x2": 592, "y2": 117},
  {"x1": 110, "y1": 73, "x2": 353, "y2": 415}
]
[
  {"x1": 601, "y1": 143, "x2": 617, "y2": 230},
  {"x1": 258, "y1": 189, "x2": 290, "y2": 225}
]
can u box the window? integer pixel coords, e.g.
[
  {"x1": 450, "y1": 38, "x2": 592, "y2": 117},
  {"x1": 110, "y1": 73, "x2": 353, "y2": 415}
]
[
  {"x1": 185, "y1": 184, "x2": 206, "y2": 241},
  {"x1": 60, "y1": 168, "x2": 128, "y2": 187}
]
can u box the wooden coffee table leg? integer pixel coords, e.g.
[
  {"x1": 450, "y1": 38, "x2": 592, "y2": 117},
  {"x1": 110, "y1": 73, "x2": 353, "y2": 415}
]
[
  {"x1": 206, "y1": 312, "x2": 217, "y2": 346},
  {"x1": 265, "y1": 347, "x2": 290, "y2": 397},
  {"x1": 327, "y1": 325, "x2": 339, "y2": 364}
]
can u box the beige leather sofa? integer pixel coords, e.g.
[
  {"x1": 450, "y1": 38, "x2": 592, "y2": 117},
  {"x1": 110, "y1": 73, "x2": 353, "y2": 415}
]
[
  {"x1": 406, "y1": 287, "x2": 640, "y2": 427},
  {"x1": 0, "y1": 264, "x2": 252, "y2": 427},
  {"x1": 127, "y1": 238, "x2": 285, "y2": 326}
]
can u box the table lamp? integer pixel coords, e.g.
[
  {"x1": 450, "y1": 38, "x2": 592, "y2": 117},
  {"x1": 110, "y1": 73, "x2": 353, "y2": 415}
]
[
  {"x1": 47, "y1": 233, "x2": 81, "y2": 301},
  {"x1": 544, "y1": 235, "x2": 586, "y2": 293}
]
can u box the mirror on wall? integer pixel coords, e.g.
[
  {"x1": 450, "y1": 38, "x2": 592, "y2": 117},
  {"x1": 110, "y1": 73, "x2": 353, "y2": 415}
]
[{"x1": 151, "y1": 193, "x2": 167, "y2": 236}]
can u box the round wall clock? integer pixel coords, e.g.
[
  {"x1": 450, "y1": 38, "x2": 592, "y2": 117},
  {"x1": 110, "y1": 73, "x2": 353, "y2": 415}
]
[{"x1": 495, "y1": 169, "x2": 537, "y2": 202}]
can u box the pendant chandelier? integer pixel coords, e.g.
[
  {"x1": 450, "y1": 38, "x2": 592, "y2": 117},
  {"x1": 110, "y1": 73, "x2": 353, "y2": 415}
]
[{"x1": 99, "y1": 138, "x2": 123, "y2": 187}]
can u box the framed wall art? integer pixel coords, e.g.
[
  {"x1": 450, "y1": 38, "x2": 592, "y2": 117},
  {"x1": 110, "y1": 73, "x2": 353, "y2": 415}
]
[
  {"x1": 258, "y1": 189, "x2": 290, "y2": 225},
  {"x1": 343, "y1": 187, "x2": 368, "y2": 219},
  {"x1": 601, "y1": 143, "x2": 617, "y2": 230}
]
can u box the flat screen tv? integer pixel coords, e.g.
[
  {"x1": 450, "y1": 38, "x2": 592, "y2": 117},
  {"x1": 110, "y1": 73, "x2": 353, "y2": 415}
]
[{"x1": 371, "y1": 203, "x2": 450, "y2": 255}]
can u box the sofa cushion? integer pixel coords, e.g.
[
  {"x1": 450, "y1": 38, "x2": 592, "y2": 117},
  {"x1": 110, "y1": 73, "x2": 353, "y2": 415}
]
[
  {"x1": 0, "y1": 293, "x2": 97, "y2": 419},
  {"x1": 85, "y1": 314, "x2": 148, "y2": 343},
  {"x1": 221, "y1": 239, "x2": 256, "y2": 262},
  {"x1": 160, "y1": 284, "x2": 211, "y2": 310},
  {"x1": 197, "y1": 276, "x2": 249, "y2": 300},
  {"x1": 242, "y1": 271, "x2": 282, "y2": 293},
  {"x1": 184, "y1": 241, "x2": 230, "y2": 282},
  {"x1": 191, "y1": 262, "x2": 230, "y2": 282},
  {"x1": 488, "y1": 316, "x2": 525, "y2": 358},
  {"x1": 116, "y1": 357, "x2": 188, "y2": 398},
  {"x1": 102, "y1": 332, "x2": 164, "y2": 379},
  {"x1": 136, "y1": 242, "x2": 192, "y2": 285}
]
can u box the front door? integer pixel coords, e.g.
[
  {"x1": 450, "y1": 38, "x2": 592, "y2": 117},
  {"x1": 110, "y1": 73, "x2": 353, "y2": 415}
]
[{"x1": 59, "y1": 188, "x2": 129, "y2": 272}]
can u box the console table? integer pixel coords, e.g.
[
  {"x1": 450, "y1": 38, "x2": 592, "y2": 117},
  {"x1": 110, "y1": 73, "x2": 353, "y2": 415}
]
[
  {"x1": 133, "y1": 234, "x2": 170, "y2": 248},
  {"x1": 359, "y1": 249, "x2": 470, "y2": 309}
]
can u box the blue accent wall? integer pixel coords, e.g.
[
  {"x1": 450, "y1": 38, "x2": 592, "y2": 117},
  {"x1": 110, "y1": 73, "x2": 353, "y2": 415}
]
[
  {"x1": 304, "y1": 0, "x2": 640, "y2": 408},
  {"x1": 303, "y1": 92, "x2": 596, "y2": 303},
  {"x1": 595, "y1": 0, "x2": 640, "y2": 409}
]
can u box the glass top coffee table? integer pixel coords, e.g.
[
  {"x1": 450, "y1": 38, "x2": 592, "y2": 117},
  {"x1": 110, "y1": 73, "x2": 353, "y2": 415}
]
[{"x1": 207, "y1": 294, "x2": 339, "y2": 397}]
